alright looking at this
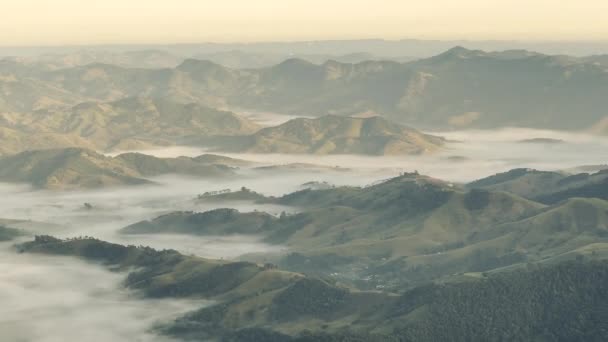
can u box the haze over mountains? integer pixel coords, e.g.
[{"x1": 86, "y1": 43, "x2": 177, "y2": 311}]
[
  {"x1": 0, "y1": 96, "x2": 260, "y2": 154},
  {"x1": 13, "y1": 167, "x2": 608, "y2": 341},
  {"x1": 3, "y1": 38, "x2": 608, "y2": 59},
  {"x1": 2, "y1": 46, "x2": 608, "y2": 142},
  {"x1": 1, "y1": 41, "x2": 608, "y2": 342}
]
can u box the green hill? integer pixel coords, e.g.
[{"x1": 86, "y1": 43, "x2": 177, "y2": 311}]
[
  {"x1": 113, "y1": 152, "x2": 238, "y2": 177},
  {"x1": 214, "y1": 115, "x2": 444, "y2": 155},
  {"x1": 0, "y1": 96, "x2": 260, "y2": 154},
  {"x1": 467, "y1": 168, "x2": 567, "y2": 198},
  {"x1": 118, "y1": 171, "x2": 608, "y2": 291},
  {"x1": 469, "y1": 168, "x2": 608, "y2": 204},
  {"x1": 196, "y1": 187, "x2": 271, "y2": 203},
  {"x1": 121, "y1": 209, "x2": 278, "y2": 235},
  {"x1": 126, "y1": 173, "x2": 565, "y2": 289},
  {"x1": 17, "y1": 236, "x2": 608, "y2": 341},
  {"x1": 0, "y1": 148, "x2": 237, "y2": 189},
  {"x1": 535, "y1": 171, "x2": 608, "y2": 204}
]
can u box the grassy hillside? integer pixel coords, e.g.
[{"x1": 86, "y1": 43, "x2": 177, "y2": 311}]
[
  {"x1": 130, "y1": 173, "x2": 590, "y2": 289},
  {"x1": 0, "y1": 96, "x2": 260, "y2": 154},
  {"x1": 214, "y1": 115, "x2": 444, "y2": 155},
  {"x1": 469, "y1": 168, "x2": 608, "y2": 204},
  {"x1": 0, "y1": 148, "x2": 236, "y2": 189},
  {"x1": 121, "y1": 209, "x2": 278, "y2": 235},
  {"x1": 17, "y1": 236, "x2": 608, "y2": 341},
  {"x1": 120, "y1": 171, "x2": 608, "y2": 291},
  {"x1": 197, "y1": 187, "x2": 272, "y2": 203}
]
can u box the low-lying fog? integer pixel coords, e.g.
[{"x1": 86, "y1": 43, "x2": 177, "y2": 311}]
[
  {"x1": 0, "y1": 241, "x2": 207, "y2": 342},
  {"x1": 117, "y1": 127, "x2": 608, "y2": 183},
  {"x1": 1, "y1": 126, "x2": 606, "y2": 341}
]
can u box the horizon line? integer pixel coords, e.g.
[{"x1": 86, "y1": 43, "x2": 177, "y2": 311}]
[{"x1": 3, "y1": 37, "x2": 608, "y2": 49}]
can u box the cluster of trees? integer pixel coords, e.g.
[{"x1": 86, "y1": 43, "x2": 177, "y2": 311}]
[
  {"x1": 270, "y1": 278, "x2": 349, "y2": 321},
  {"x1": 393, "y1": 260, "x2": 608, "y2": 341},
  {"x1": 227, "y1": 260, "x2": 608, "y2": 341},
  {"x1": 198, "y1": 189, "x2": 232, "y2": 197}
]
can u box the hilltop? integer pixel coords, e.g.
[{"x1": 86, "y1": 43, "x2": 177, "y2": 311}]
[
  {"x1": 0, "y1": 148, "x2": 238, "y2": 189},
  {"x1": 121, "y1": 209, "x2": 278, "y2": 235},
  {"x1": 214, "y1": 115, "x2": 445, "y2": 155}
]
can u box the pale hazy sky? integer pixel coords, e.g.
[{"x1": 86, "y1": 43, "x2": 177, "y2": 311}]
[{"x1": 3, "y1": 0, "x2": 608, "y2": 45}]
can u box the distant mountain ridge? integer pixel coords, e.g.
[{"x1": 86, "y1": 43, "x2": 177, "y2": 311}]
[
  {"x1": 3, "y1": 46, "x2": 608, "y2": 133},
  {"x1": 0, "y1": 148, "x2": 238, "y2": 189},
  {"x1": 468, "y1": 168, "x2": 608, "y2": 204},
  {"x1": 0, "y1": 96, "x2": 260, "y2": 154}
]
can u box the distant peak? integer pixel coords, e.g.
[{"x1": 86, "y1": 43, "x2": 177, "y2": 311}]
[
  {"x1": 447, "y1": 46, "x2": 470, "y2": 53},
  {"x1": 433, "y1": 46, "x2": 484, "y2": 61},
  {"x1": 275, "y1": 58, "x2": 316, "y2": 69},
  {"x1": 177, "y1": 58, "x2": 224, "y2": 71}
]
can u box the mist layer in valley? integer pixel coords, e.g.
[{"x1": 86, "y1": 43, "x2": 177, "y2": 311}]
[
  {"x1": 0, "y1": 241, "x2": 207, "y2": 342},
  {"x1": 112, "y1": 127, "x2": 608, "y2": 183},
  {"x1": 1, "y1": 126, "x2": 607, "y2": 341}
]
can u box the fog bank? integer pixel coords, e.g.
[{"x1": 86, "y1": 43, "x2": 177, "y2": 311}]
[{"x1": 0, "y1": 242, "x2": 206, "y2": 342}]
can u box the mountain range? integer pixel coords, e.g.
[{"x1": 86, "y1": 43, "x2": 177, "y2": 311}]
[
  {"x1": 0, "y1": 95, "x2": 260, "y2": 154},
  {"x1": 3, "y1": 46, "x2": 608, "y2": 134},
  {"x1": 120, "y1": 169, "x2": 608, "y2": 292}
]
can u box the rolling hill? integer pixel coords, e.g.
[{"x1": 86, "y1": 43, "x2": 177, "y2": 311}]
[
  {"x1": 121, "y1": 209, "x2": 278, "y2": 235},
  {"x1": 0, "y1": 148, "x2": 237, "y2": 189},
  {"x1": 468, "y1": 168, "x2": 608, "y2": 204},
  {"x1": 120, "y1": 171, "x2": 608, "y2": 291},
  {"x1": 17, "y1": 236, "x2": 608, "y2": 341},
  {"x1": 0, "y1": 96, "x2": 260, "y2": 154},
  {"x1": 4, "y1": 47, "x2": 608, "y2": 132},
  {"x1": 213, "y1": 115, "x2": 445, "y2": 155}
]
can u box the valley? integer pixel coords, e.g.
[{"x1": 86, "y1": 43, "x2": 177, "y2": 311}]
[{"x1": 1, "y1": 42, "x2": 608, "y2": 341}]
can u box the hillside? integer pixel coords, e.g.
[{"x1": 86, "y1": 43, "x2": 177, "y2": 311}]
[
  {"x1": 469, "y1": 168, "x2": 608, "y2": 204},
  {"x1": 17, "y1": 236, "x2": 608, "y2": 341},
  {"x1": 467, "y1": 168, "x2": 567, "y2": 198},
  {"x1": 0, "y1": 126, "x2": 97, "y2": 156},
  {"x1": 126, "y1": 173, "x2": 571, "y2": 287},
  {"x1": 121, "y1": 209, "x2": 278, "y2": 235},
  {"x1": 214, "y1": 115, "x2": 445, "y2": 155},
  {"x1": 0, "y1": 96, "x2": 260, "y2": 154},
  {"x1": 271, "y1": 177, "x2": 608, "y2": 288},
  {"x1": 0, "y1": 148, "x2": 236, "y2": 189},
  {"x1": 119, "y1": 171, "x2": 608, "y2": 291},
  {"x1": 4, "y1": 47, "x2": 608, "y2": 132}
]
